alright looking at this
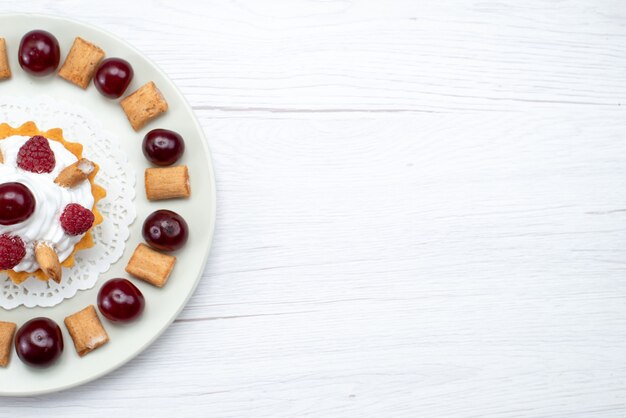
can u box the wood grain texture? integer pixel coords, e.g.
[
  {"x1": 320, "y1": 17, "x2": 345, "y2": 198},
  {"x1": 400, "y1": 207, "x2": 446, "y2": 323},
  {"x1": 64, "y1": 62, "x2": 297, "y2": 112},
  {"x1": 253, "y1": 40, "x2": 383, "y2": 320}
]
[{"x1": 2, "y1": 0, "x2": 626, "y2": 417}]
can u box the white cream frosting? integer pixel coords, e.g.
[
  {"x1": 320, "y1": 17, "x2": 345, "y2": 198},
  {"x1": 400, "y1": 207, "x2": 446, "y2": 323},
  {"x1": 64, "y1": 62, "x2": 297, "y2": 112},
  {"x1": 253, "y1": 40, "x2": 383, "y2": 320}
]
[{"x1": 0, "y1": 136, "x2": 94, "y2": 273}]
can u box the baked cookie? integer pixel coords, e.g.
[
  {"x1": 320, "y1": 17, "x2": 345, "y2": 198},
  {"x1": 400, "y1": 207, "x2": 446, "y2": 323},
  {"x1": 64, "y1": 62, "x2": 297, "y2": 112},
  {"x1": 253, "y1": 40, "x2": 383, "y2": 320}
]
[
  {"x1": 58, "y1": 37, "x2": 105, "y2": 88},
  {"x1": 120, "y1": 81, "x2": 168, "y2": 131}
]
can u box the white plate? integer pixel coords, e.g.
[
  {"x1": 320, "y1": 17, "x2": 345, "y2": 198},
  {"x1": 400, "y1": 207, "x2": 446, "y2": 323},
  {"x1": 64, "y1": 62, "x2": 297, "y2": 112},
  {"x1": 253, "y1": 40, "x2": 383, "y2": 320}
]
[{"x1": 0, "y1": 14, "x2": 216, "y2": 396}]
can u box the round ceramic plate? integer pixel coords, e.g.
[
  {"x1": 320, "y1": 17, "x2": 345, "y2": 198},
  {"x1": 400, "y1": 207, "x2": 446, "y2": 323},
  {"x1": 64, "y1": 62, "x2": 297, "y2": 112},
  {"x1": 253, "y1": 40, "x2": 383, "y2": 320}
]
[{"x1": 0, "y1": 14, "x2": 216, "y2": 395}]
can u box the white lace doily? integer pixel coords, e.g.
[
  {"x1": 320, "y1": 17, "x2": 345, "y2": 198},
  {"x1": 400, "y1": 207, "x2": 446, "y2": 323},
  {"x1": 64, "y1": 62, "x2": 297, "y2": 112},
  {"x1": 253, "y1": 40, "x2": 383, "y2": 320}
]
[{"x1": 0, "y1": 95, "x2": 136, "y2": 309}]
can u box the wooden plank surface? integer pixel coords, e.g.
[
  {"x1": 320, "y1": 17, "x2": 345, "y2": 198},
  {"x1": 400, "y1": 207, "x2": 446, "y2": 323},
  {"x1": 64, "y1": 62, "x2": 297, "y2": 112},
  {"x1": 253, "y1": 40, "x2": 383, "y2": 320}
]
[{"x1": 2, "y1": 0, "x2": 626, "y2": 417}]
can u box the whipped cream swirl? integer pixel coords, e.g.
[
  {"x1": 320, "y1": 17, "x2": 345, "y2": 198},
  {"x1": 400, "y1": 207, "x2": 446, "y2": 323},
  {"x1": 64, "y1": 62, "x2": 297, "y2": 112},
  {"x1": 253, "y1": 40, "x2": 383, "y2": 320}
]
[{"x1": 0, "y1": 136, "x2": 94, "y2": 273}]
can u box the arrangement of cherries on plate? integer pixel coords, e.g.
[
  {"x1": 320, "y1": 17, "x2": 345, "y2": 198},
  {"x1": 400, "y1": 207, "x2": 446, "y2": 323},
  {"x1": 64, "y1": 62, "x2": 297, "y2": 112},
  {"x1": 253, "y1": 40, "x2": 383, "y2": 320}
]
[
  {"x1": 18, "y1": 29, "x2": 134, "y2": 98},
  {"x1": 8, "y1": 28, "x2": 193, "y2": 370}
]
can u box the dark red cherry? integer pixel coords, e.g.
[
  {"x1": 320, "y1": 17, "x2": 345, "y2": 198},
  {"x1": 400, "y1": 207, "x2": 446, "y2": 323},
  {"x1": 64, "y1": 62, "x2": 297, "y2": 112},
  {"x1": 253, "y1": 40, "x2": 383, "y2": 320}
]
[
  {"x1": 15, "y1": 318, "x2": 63, "y2": 368},
  {"x1": 98, "y1": 279, "x2": 145, "y2": 322},
  {"x1": 94, "y1": 58, "x2": 134, "y2": 99},
  {"x1": 142, "y1": 210, "x2": 188, "y2": 251},
  {"x1": 142, "y1": 129, "x2": 185, "y2": 166},
  {"x1": 0, "y1": 182, "x2": 36, "y2": 225},
  {"x1": 18, "y1": 30, "x2": 60, "y2": 76}
]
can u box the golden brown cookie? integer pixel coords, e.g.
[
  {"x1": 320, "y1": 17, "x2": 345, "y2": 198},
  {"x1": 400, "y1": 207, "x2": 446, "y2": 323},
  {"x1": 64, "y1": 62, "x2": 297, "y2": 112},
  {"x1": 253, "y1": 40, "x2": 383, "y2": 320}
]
[
  {"x1": 145, "y1": 165, "x2": 190, "y2": 201},
  {"x1": 126, "y1": 243, "x2": 176, "y2": 287},
  {"x1": 0, "y1": 38, "x2": 11, "y2": 80},
  {"x1": 64, "y1": 305, "x2": 109, "y2": 357},
  {"x1": 120, "y1": 81, "x2": 168, "y2": 131},
  {"x1": 0, "y1": 321, "x2": 16, "y2": 367},
  {"x1": 58, "y1": 37, "x2": 105, "y2": 88}
]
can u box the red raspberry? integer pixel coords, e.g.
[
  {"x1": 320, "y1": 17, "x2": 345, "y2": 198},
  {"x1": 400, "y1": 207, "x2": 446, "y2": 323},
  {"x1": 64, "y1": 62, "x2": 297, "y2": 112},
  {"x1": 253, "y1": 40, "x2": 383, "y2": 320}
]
[
  {"x1": 60, "y1": 203, "x2": 95, "y2": 236},
  {"x1": 17, "y1": 135, "x2": 56, "y2": 173},
  {"x1": 0, "y1": 234, "x2": 26, "y2": 270}
]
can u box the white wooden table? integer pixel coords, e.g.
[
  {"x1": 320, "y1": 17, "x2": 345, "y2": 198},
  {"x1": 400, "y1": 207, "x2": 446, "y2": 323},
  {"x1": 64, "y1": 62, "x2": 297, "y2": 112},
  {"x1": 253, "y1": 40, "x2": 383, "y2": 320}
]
[{"x1": 3, "y1": 0, "x2": 626, "y2": 416}]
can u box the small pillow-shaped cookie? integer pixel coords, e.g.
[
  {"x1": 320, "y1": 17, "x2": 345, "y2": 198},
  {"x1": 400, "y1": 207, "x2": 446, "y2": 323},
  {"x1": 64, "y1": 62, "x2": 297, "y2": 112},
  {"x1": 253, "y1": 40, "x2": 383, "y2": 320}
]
[
  {"x1": 145, "y1": 165, "x2": 190, "y2": 201},
  {"x1": 0, "y1": 38, "x2": 11, "y2": 80},
  {"x1": 0, "y1": 321, "x2": 16, "y2": 367},
  {"x1": 58, "y1": 37, "x2": 105, "y2": 88},
  {"x1": 120, "y1": 81, "x2": 168, "y2": 131},
  {"x1": 126, "y1": 243, "x2": 176, "y2": 287},
  {"x1": 64, "y1": 305, "x2": 109, "y2": 357}
]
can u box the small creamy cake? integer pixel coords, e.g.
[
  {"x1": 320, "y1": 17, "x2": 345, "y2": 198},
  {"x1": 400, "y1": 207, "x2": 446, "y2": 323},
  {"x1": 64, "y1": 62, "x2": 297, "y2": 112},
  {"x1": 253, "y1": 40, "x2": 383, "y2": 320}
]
[{"x1": 0, "y1": 122, "x2": 104, "y2": 284}]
